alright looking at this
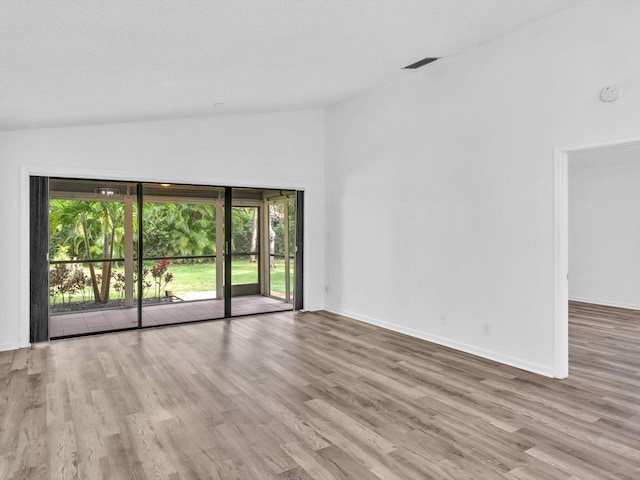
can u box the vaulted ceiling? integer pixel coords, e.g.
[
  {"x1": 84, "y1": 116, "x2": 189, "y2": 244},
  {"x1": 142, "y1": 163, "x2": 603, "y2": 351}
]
[{"x1": 0, "y1": 0, "x2": 579, "y2": 130}]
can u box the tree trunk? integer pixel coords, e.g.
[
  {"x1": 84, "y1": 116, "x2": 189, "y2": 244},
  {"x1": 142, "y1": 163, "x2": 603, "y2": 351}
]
[
  {"x1": 269, "y1": 225, "x2": 275, "y2": 268},
  {"x1": 249, "y1": 208, "x2": 258, "y2": 262},
  {"x1": 82, "y1": 214, "x2": 102, "y2": 302},
  {"x1": 100, "y1": 232, "x2": 111, "y2": 303}
]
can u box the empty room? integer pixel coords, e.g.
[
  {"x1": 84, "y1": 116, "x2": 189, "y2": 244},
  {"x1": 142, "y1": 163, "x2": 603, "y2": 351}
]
[{"x1": 2, "y1": 1, "x2": 640, "y2": 478}]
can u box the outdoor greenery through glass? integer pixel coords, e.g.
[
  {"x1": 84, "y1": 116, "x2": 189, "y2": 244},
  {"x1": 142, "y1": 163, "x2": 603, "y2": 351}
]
[
  {"x1": 268, "y1": 200, "x2": 295, "y2": 299},
  {"x1": 49, "y1": 196, "x2": 293, "y2": 313},
  {"x1": 231, "y1": 206, "x2": 259, "y2": 286}
]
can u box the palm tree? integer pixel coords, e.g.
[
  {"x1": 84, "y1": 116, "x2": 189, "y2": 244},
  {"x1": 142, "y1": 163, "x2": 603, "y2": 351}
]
[{"x1": 49, "y1": 199, "x2": 125, "y2": 303}]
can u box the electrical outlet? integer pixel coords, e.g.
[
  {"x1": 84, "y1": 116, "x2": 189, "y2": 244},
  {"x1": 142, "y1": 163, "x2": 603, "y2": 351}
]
[
  {"x1": 440, "y1": 315, "x2": 446, "y2": 325},
  {"x1": 483, "y1": 324, "x2": 492, "y2": 336}
]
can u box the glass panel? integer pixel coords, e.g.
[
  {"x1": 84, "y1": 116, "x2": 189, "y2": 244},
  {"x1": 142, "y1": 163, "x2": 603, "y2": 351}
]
[
  {"x1": 268, "y1": 198, "x2": 295, "y2": 303},
  {"x1": 48, "y1": 179, "x2": 138, "y2": 337},
  {"x1": 232, "y1": 196, "x2": 293, "y2": 315},
  {"x1": 230, "y1": 202, "x2": 262, "y2": 316},
  {"x1": 141, "y1": 186, "x2": 223, "y2": 327},
  {"x1": 269, "y1": 202, "x2": 286, "y2": 299},
  {"x1": 288, "y1": 198, "x2": 296, "y2": 303},
  {"x1": 231, "y1": 206, "x2": 259, "y2": 286},
  {"x1": 48, "y1": 182, "x2": 302, "y2": 335},
  {"x1": 140, "y1": 257, "x2": 221, "y2": 325},
  {"x1": 231, "y1": 253, "x2": 259, "y2": 285}
]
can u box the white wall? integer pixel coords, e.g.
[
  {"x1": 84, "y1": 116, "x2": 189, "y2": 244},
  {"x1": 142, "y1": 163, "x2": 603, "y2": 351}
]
[
  {"x1": 569, "y1": 145, "x2": 640, "y2": 309},
  {"x1": 0, "y1": 110, "x2": 325, "y2": 351},
  {"x1": 325, "y1": 1, "x2": 640, "y2": 377}
]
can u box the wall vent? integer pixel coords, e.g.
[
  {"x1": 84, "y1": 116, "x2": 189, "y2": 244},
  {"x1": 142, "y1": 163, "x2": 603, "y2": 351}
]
[{"x1": 404, "y1": 57, "x2": 439, "y2": 69}]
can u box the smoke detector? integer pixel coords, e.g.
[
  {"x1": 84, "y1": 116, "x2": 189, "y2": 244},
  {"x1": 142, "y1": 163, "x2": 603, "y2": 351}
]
[{"x1": 599, "y1": 86, "x2": 621, "y2": 102}]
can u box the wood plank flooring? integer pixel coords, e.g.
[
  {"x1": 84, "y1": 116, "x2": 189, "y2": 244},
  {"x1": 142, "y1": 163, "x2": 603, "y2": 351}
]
[{"x1": 1, "y1": 302, "x2": 640, "y2": 479}]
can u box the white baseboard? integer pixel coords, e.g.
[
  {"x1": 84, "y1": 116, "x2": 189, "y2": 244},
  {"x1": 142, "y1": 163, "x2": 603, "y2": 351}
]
[
  {"x1": 324, "y1": 305, "x2": 555, "y2": 378},
  {"x1": 569, "y1": 296, "x2": 640, "y2": 311},
  {"x1": 0, "y1": 343, "x2": 22, "y2": 353},
  {"x1": 302, "y1": 304, "x2": 324, "y2": 312}
]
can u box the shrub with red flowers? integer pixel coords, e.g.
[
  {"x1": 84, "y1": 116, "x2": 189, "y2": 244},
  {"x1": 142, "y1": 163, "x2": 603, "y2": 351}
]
[
  {"x1": 151, "y1": 256, "x2": 173, "y2": 299},
  {"x1": 49, "y1": 264, "x2": 90, "y2": 306}
]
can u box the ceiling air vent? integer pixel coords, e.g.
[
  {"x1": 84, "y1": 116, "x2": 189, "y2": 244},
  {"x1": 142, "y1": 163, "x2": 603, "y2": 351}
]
[{"x1": 404, "y1": 57, "x2": 439, "y2": 69}]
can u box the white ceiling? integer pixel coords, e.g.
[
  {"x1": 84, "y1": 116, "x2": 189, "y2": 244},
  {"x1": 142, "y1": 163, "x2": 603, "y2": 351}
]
[{"x1": 0, "y1": 0, "x2": 580, "y2": 131}]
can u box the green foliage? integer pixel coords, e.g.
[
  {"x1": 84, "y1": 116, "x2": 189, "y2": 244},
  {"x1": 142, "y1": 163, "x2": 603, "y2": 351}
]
[
  {"x1": 49, "y1": 199, "x2": 126, "y2": 302},
  {"x1": 142, "y1": 203, "x2": 217, "y2": 259},
  {"x1": 49, "y1": 199, "x2": 126, "y2": 259},
  {"x1": 48, "y1": 197, "x2": 296, "y2": 308},
  {"x1": 52, "y1": 245, "x2": 71, "y2": 262},
  {"x1": 231, "y1": 207, "x2": 255, "y2": 253}
]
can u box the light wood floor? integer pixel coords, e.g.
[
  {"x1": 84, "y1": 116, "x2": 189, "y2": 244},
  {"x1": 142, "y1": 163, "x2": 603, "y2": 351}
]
[{"x1": 1, "y1": 302, "x2": 639, "y2": 479}]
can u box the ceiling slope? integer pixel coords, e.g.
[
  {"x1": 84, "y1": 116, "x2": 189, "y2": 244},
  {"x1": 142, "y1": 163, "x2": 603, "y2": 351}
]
[{"x1": 0, "y1": 0, "x2": 580, "y2": 130}]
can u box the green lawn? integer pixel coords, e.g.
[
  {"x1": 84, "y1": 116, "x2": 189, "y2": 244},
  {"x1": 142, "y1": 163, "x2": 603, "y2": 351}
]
[
  {"x1": 151, "y1": 259, "x2": 258, "y2": 292},
  {"x1": 162, "y1": 257, "x2": 294, "y2": 296},
  {"x1": 159, "y1": 262, "x2": 217, "y2": 294},
  {"x1": 269, "y1": 258, "x2": 295, "y2": 298}
]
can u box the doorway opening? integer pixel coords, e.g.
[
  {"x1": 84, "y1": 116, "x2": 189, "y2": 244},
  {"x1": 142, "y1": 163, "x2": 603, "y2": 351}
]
[
  {"x1": 554, "y1": 136, "x2": 640, "y2": 378},
  {"x1": 34, "y1": 178, "x2": 303, "y2": 339}
]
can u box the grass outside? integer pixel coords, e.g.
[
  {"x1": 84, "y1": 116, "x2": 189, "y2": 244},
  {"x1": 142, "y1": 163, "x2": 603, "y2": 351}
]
[
  {"x1": 269, "y1": 258, "x2": 295, "y2": 299},
  {"x1": 50, "y1": 257, "x2": 294, "y2": 306}
]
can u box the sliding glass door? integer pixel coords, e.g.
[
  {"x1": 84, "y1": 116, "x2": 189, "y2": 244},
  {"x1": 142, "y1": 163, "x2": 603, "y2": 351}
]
[
  {"x1": 140, "y1": 183, "x2": 224, "y2": 327},
  {"x1": 48, "y1": 179, "x2": 139, "y2": 337},
  {"x1": 43, "y1": 178, "x2": 302, "y2": 339},
  {"x1": 229, "y1": 188, "x2": 295, "y2": 316},
  {"x1": 268, "y1": 197, "x2": 296, "y2": 303}
]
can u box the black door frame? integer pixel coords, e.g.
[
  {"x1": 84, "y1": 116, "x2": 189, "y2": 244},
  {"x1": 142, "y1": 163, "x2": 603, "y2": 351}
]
[
  {"x1": 294, "y1": 190, "x2": 304, "y2": 311},
  {"x1": 30, "y1": 176, "x2": 49, "y2": 343},
  {"x1": 224, "y1": 187, "x2": 233, "y2": 317}
]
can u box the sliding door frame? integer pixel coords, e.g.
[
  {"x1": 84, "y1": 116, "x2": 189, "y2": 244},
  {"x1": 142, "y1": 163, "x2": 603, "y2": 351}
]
[
  {"x1": 27, "y1": 175, "x2": 304, "y2": 342},
  {"x1": 294, "y1": 190, "x2": 304, "y2": 311},
  {"x1": 136, "y1": 183, "x2": 144, "y2": 328},
  {"x1": 224, "y1": 188, "x2": 233, "y2": 317},
  {"x1": 29, "y1": 176, "x2": 49, "y2": 343}
]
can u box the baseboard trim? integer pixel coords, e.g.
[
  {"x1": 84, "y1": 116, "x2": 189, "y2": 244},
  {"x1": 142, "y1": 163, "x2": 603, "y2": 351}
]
[
  {"x1": 0, "y1": 343, "x2": 23, "y2": 353},
  {"x1": 569, "y1": 296, "x2": 640, "y2": 311},
  {"x1": 303, "y1": 305, "x2": 324, "y2": 312},
  {"x1": 324, "y1": 306, "x2": 555, "y2": 378}
]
